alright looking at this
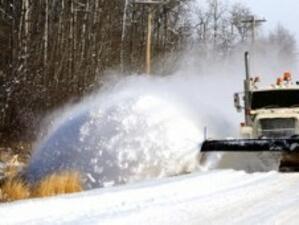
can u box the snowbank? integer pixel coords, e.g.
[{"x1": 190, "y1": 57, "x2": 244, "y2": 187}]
[{"x1": 1, "y1": 170, "x2": 299, "y2": 225}]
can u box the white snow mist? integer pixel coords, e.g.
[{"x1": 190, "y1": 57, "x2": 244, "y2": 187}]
[{"x1": 26, "y1": 75, "x2": 232, "y2": 189}]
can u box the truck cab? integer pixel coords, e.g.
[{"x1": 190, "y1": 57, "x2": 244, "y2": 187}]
[
  {"x1": 234, "y1": 75, "x2": 299, "y2": 171},
  {"x1": 235, "y1": 76, "x2": 299, "y2": 139}
]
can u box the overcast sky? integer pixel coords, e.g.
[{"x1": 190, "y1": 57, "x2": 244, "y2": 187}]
[{"x1": 230, "y1": 0, "x2": 299, "y2": 41}]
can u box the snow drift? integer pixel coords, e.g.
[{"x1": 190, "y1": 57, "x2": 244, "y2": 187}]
[{"x1": 3, "y1": 170, "x2": 299, "y2": 225}]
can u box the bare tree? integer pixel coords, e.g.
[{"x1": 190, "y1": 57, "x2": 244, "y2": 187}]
[
  {"x1": 268, "y1": 24, "x2": 297, "y2": 68},
  {"x1": 230, "y1": 2, "x2": 252, "y2": 42}
]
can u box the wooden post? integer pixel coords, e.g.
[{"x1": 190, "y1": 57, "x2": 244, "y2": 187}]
[
  {"x1": 146, "y1": 7, "x2": 152, "y2": 74},
  {"x1": 133, "y1": 1, "x2": 166, "y2": 75}
]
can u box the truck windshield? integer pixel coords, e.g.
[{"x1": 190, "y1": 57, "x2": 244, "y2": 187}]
[{"x1": 251, "y1": 89, "x2": 299, "y2": 110}]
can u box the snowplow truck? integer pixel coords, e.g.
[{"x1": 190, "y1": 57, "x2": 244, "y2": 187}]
[{"x1": 201, "y1": 51, "x2": 299, "y2": 171}]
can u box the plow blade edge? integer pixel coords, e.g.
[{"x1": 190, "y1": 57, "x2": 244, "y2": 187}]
[{"x1": 201, "y1": 139, "x2": 299, "y2": 152}]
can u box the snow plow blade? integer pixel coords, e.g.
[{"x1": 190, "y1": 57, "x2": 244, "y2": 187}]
[{"x1": 201, "y1": 138, "x2": 299, "y2": 152}]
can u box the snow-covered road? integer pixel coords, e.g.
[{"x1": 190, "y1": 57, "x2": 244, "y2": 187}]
[{"x1": 1, "y1": 170, "x2": 299, "y2": 225}]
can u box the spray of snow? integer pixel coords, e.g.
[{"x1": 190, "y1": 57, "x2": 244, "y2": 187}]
[
  {"x1": 26, "y1": 64, "x2": 289, "y2": 189},
  {"x1": 26, "y1": 75, "x2": 233, "y2": 189},
  {"x1": 26, "y1": 62, "x2": 286, "y2": 189}
]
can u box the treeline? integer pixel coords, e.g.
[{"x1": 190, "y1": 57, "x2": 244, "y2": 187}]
[
  {"x1": 0, "y1": 0, "x2": 191, "y2": 140},
  {"x1": 0, "y1": 0, "x2": 297, "y2": 141}
]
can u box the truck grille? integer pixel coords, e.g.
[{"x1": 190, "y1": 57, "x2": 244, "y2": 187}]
[{"x1": 259, "y1": 118, "x2": 296, "y2": 138}]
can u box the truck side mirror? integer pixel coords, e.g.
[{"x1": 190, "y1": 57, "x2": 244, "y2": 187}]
[{"x1": 234, "y1": 93, "x2": 242, "y2": 112}]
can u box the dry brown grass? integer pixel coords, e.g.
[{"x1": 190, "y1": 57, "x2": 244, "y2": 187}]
[
  {"x1": 0, "y1": 171, "x2": 83, "y2": 202},
  {"x1": 0, "y1": 178, "x2": 30, "y2": 202},
  {"x1": 32, "y1": 171, "x2": 83, "y2": 198}
]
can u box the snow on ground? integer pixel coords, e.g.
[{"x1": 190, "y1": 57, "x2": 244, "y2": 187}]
[{"x1": 1, "y1": 170, "x2": 299, "y2": 225}]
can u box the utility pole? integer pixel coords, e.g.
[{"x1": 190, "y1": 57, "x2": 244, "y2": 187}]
[
  {"x1": 133, "y1": 0, "x2": 168, "y2": 75},
  {"x1": 242, "y1": 16, "x2": 266, "y2": 44},
  {"x1": 212, "y1": 0, "x2": 218, "y2": 48},
  {"x1": 242, "y1": 16, "x2": 266, "y2": 78}
]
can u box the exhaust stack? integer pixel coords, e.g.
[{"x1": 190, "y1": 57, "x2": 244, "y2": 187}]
[{"x1": 244, "y1": 51, "x2": 251, "y2": 125}]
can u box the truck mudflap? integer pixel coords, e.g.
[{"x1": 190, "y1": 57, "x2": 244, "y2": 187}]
[{"x1": 201, "y1": 138, "x2": 299, "y2": 152}]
